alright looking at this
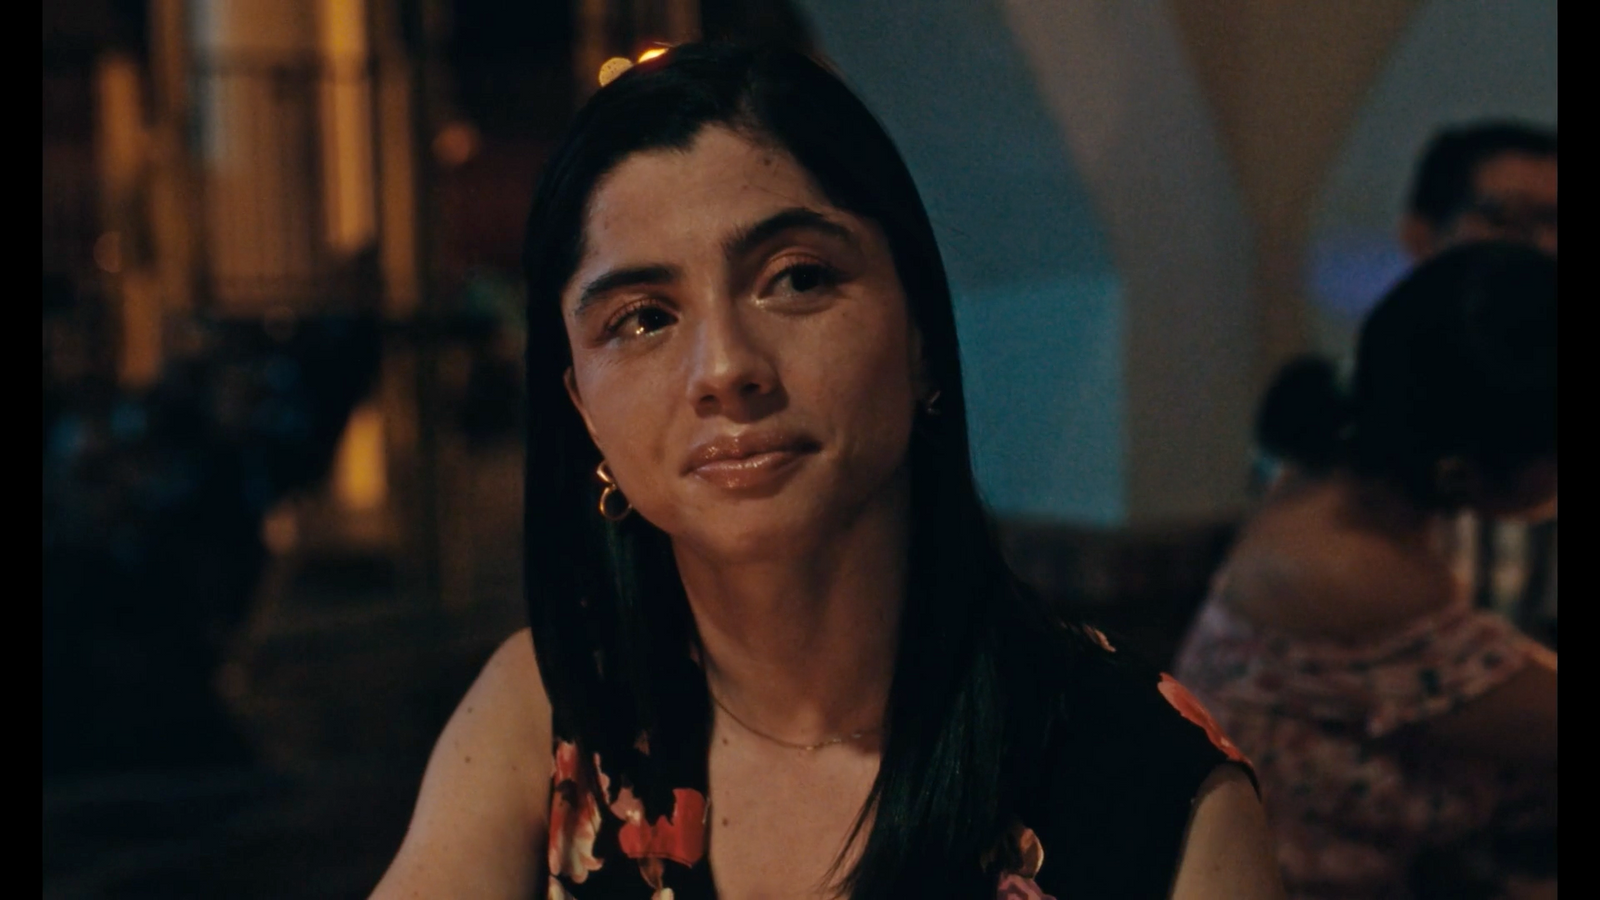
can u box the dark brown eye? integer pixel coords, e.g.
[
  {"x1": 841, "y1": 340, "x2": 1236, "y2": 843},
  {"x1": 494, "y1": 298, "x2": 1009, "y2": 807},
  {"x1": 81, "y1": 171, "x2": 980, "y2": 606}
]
[
  {"x1": 777, "y1": 263, "x2": 837, "y2": 295},
  {"x1": 607, "y1": 301, "x2": 676, "y2": 339},
  {"x1": 634, "y1": 307, "x2": 674, "y2": 333}
]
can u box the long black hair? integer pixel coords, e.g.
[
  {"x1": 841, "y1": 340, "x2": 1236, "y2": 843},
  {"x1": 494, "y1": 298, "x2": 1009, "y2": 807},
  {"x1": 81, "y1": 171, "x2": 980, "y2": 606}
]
[
  {"x1": 1256, "y1": 242, "x2": 1556, "y2": 508},
  {"x1": 522, "y1": 43, "x2": 1092, "y2": 896}
]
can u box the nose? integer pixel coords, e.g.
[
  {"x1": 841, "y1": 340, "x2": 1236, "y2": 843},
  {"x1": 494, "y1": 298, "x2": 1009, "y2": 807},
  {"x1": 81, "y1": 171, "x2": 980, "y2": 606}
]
[{"x1": 686, "y1": 304, "x2": 782, "y2": 421}]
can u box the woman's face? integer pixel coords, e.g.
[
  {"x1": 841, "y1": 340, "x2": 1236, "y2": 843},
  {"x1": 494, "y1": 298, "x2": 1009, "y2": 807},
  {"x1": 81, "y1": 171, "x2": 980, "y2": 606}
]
[{"x1": 561, "y1": 126, "x2": 926, "y2": 560}]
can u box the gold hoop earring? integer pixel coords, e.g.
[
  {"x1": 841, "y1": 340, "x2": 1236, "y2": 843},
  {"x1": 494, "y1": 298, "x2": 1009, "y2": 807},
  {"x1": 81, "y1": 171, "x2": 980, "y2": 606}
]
[{"x1": 596, "y1": 460, "x2": 633, "y2": 521}]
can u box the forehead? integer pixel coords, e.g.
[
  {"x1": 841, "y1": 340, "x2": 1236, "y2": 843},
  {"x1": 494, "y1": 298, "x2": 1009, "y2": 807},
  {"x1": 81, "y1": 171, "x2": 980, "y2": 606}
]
[
  {"x1": 1473, "y1": 151, "x2": 1557, "y2": 203},
  {"x1": 578, "y1": 127, "x2": 831, "y2": 262}
]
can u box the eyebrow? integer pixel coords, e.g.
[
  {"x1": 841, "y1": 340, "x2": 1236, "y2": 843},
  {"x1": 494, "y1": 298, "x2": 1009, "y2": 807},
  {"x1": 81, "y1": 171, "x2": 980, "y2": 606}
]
[
  {"x1": 723, "y1": 206, "x2": 856, "y2": 261},
  {"x1": 573, "y1": 264, "x2": 679, "y2": 317},
  {"x1": 571, "y1": 207, "x2": 856, "y2": 317}
]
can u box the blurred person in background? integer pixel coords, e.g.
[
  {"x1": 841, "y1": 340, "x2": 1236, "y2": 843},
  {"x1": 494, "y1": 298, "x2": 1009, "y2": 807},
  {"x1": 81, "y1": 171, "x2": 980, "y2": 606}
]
[
  {"x1": 374, "y1": 43, "x2": 1283, "y2": 899},
  {"x1": 43, "y1": 272, "x2": 382, "y2": 779},
  {"x1": 1175, "y1": 243, "x2": 1557, "y2": 900},
  {"x1": 1402, "y1": 121, "x2": 1557, "y2": 645},
  {"x1": 1400, "y1": 121, "x2": 1555, "y2": 260},
  {"x1": 1253, "y1": 122, "x2": 1557, "y2": 635}
]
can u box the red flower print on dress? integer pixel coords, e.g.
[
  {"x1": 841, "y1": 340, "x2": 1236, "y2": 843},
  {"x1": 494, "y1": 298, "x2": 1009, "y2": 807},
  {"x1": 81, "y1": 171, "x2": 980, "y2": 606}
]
[
  {"x1": 548, "y1": 740, "x2": 608, "y2": 883},
  {"x1": 607, "y1": 783, "x2": 706, "y2": 894},
  {"x1": 1084, "y1": 626, "x2": 1116, "y2": 654},
  {"x1": 613, "y1": 787, "x2": 708, "y2": 867},
  {"x1": 635, "y1": 857, "x2": 674, "y2": 900},
  {"x1": 996, "y1": 873, "x2": 1057, "y2": 900},
  {"x1": 1158, "y1": 673, "x2": 1250, "y2": 765},
  {"x1": 608, "y1": 783, "x2": 644, "y2": 823}
]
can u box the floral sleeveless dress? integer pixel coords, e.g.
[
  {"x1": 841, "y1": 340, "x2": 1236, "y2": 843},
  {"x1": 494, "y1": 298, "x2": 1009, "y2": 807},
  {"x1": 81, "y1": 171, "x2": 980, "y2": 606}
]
[
  {"x1": 1174, "y1": 580, "x2": 1556, "y2": 899},
  {"x1": 547, "y1": 630, "x2": 1252, "y2": 899}
]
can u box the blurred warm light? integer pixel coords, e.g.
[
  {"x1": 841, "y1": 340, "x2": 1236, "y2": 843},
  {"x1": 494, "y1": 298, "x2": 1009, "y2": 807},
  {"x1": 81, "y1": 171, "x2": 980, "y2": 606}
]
[
  {"x1": 598, "y1": 56, "x2": 634, "y2": 86},
  {"x1": 318, "y1": 0, "x2": 377, "y2": 254},
  {"x1": 637, "y1": 47, "x2": 668, "y2": 63},
  {"x1": 332, "y1": 402, "x2": 388, "y2": 511},
  {"x1": 94, "y1": 232, "x2": 123, "y2": 273},
  {"x1": 118, "y1": 272, "x2": 162, "y2": 388},
  {"x1": 432, "y1": 121, "x2": 480, "y2": 168},
  {"x1": 262, "y1": 503, "x2": 300, "y2": 554}
]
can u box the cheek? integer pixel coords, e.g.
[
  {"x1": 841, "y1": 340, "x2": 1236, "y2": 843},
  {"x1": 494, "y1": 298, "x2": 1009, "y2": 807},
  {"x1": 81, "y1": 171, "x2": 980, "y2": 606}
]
[
  {"x1": 571, "y1": 358, "x2": 672, "y2": 484},
  {"x1": 1449, "y1": 218, "x2": 1496, "y2": 243},
  {"x1": 1447, "y1": 212, "x2": 1532, "y2": 248},
  {"x1": 807, "y1": 306, "x2": 918, "y2": 450}
]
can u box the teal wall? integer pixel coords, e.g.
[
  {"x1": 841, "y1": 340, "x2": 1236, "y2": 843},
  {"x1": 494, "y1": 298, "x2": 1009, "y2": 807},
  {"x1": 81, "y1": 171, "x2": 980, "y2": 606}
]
[{"x1": 799, "y1": 0, "x2": 1127, "y2": 525}]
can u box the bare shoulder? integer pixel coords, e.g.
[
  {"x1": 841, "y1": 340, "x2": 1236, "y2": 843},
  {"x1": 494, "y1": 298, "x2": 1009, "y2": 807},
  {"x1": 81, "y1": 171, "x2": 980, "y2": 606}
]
[
  {"x1": 455, "y1": 629, "x2": 551, "y2": 764},
  {"x1": 471, "y1": 628, "x2": 549, "y2": 723},
  {"x1": 1224, "y1": 494, "x2": 1456, "y2": 640},
  {"x1": 1169, "y1": 765, "x2": 1285, "y2": 900},
  {"x1": 1414, "y1": 644, "x2": 1558, "y2": 766},
  {"x1": 370, "y1": 628, "x2": 553, "y2": 899}
]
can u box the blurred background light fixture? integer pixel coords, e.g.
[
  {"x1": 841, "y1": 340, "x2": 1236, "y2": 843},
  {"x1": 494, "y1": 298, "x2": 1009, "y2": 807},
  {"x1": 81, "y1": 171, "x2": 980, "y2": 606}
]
[
  {"x1": 332, "y1": 402, "x2": 389, "y2": 512},
  {"x1": 432, "y1": 120, "x2": 481, "y2": 168},
  {"x1": 93, "y1": 231, "x2": 122, "y2": 273},
  {"x1": 262, "y1": 504, "x2": 300, "y2": 555},
  {"x1": 598, "y1": 56, "x2": 634, "y2": 86}
]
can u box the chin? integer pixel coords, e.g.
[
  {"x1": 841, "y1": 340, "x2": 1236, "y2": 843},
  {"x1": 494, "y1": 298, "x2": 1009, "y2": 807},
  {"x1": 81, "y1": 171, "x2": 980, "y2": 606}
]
[
  {"x1": 681, "y1": 513, "x2": 831, "y2": 562},
  {"x1": 669, "y1": 486, "x2": 880, "y2": 562}
]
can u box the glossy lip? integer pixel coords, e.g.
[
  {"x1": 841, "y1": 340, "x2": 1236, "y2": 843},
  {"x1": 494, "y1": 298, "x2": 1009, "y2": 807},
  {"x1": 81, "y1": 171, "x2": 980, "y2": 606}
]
[{"x1": 683, "y1": 430, "x2": 821, "y2": 490}]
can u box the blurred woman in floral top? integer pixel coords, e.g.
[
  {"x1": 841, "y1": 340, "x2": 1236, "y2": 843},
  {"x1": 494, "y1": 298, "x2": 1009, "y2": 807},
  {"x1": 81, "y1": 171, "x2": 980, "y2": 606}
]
[{"x1": 1176, "y1": 243, "x2": 1557, "y2": 900}]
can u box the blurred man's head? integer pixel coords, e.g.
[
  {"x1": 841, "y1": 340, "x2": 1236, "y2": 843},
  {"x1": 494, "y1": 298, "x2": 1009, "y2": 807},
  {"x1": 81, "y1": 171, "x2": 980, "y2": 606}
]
[{"x1": 1401, "y1": 121, "x2": 1556, "y2": 260}]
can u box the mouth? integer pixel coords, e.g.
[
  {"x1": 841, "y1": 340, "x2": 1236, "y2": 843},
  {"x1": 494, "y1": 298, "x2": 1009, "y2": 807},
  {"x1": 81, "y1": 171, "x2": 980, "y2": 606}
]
[{"x1": 684, "y1": 430, "x2": 821, "y2": 490}]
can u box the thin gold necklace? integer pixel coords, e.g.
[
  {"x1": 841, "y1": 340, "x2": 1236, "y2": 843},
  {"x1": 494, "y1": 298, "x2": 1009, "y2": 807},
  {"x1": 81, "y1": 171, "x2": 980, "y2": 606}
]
[{"x1": 708, "y1": 688, "x2": 880, "y2": 752}]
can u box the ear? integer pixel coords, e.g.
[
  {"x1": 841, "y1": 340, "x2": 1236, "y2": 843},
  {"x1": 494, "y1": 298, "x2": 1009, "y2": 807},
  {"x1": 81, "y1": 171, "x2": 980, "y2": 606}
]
[
  {"x1": 1400, "y1": 214, "x2": 1438, "y2": 262},
  {"x1": 564, "y1": 366, "x2": 603, "y2": 449}
]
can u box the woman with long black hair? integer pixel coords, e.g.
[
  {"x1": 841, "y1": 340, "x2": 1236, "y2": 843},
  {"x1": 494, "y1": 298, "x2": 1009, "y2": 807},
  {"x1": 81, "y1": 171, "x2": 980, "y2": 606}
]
[{"x1": 374, "y1": 43, "x2": 1280, "y2": 899}]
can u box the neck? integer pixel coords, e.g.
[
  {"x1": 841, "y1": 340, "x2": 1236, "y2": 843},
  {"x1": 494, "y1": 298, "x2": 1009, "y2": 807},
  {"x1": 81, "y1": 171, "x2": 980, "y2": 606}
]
[
  {"x1": 673, "y1": 472, "x2": 908, "y2": 745},
  {"x1": 1332, "y1": 470, "x2": 1444, "y2": 551}
]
